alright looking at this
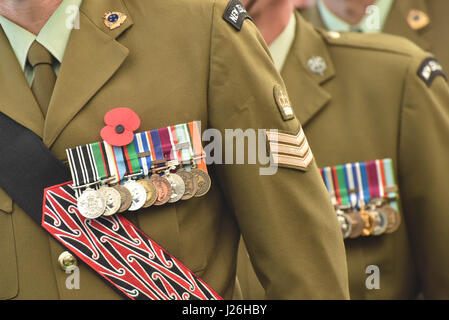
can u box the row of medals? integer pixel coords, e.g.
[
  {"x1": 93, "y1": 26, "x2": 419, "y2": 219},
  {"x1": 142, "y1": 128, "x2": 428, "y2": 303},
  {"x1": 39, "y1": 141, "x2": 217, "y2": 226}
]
[
  {"x1": 77, "y1": 165, "x2": 211, "y2": 220},
  {"x1": 337, "y1": 198, "x2": 401, "y2": 239}
]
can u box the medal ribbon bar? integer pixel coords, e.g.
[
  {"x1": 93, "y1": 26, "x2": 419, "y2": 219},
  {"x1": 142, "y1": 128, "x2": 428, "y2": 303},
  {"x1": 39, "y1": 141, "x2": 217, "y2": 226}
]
[{"x1": 320, "y1": 159, "x2": 401, "y2": 239}]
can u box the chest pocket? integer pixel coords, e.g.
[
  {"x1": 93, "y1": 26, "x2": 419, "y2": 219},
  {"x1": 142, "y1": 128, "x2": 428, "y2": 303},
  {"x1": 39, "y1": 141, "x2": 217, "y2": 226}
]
[{"x1": 0, "y1": 187, "x2": 18, "y2": 299}]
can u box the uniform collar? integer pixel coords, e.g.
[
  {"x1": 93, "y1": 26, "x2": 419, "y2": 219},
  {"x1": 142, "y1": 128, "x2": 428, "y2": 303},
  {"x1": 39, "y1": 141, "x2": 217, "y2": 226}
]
[
  {"x1": 43, "y1": 0, "x2": 134, "y2": 147},
  {"x1": 0, "y1": 0, "x2": 134, "y2": 143},
  {"x1": 318, "y1": 0, "x2": 393, "y2": 33},
  {"x1": 0, "y1": 0, "x2": 83, "y2": 70},
  {"x1": 280, "y1": 12, "x2": 334, "y2": 126},
  {"x1": 286, "y1": 11, "x2": 335, "y2": 83},
  {"x1": 269, "y1": 13, "x2": 297, "y2": 72}
]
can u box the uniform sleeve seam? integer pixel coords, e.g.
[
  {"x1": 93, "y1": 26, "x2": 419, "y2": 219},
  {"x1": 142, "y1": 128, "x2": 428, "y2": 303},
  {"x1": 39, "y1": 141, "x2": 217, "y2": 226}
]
[
  {"x1": 397, "y1": 57, "x2": 415, "y2": 177},
  {"x1": 206, "y1": 0, "x2": 217, "y2": 125}
]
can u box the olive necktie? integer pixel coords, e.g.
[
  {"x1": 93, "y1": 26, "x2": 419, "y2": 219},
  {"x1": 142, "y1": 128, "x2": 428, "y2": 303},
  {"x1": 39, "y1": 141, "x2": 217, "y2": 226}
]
[{"x1": 27, "y1": 41, "x2": 57, "y2": 116}]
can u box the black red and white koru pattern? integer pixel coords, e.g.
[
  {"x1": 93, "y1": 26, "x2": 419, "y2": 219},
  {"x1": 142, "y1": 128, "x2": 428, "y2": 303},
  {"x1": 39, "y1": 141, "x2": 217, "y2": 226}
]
[{"x1": 42, "y1": 181, "x2": 222, "y2": 300}]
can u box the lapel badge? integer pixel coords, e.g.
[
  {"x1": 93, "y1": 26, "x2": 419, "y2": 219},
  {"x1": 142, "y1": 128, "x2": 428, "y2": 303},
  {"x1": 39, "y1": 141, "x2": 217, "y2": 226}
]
[
  {"x1": 407, "y1": 9, "x2": 430, "y2": 30},
  {"x1": 104, "y1": 11, "x2": 127, "y2": 30},
  {"x1": 307, "y1": 56, "x2": 327, "y2": 76}
]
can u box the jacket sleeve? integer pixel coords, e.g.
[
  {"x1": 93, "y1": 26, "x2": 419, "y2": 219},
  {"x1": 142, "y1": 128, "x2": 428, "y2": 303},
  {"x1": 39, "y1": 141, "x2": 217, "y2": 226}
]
[
  {"x1": 207, "y1": 0, "x2": 349, "y2": 299},
  {"x1": 399, "y1": 53, "x2": 449, "y2": 299}
]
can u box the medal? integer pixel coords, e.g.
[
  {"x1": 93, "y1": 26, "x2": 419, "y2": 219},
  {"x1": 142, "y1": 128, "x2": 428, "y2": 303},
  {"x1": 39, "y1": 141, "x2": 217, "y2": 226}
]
[
  {"x1": 99, "y1": 185, "x2": 121, "y2": 217},
  {"x1": 123, "y1": 180, "x2": 147, "y2": 211},
  {"x1": 186, "y1": 121, "x2": 211, "y2": 198},
  {"x1": 156, "y1": 127, "x2": 186, "y2": 203},
  {"x1": 138, "y1": 179, "x2": 158, "y2": 208},
  {"x1": 346, "y1": 211, "x2": 364, "y2": 239},
  {"x1": 381, "y1": 205, "x2": 401, "y2": 234},
  {"x1": 164, "y1": 171, "x2": 185, "y2": 203},
  {"x1": 336, "y1": 212, "x2": 352, "y2": 239},
  {"x1": 368, "y1": 198, "x2": 401, "y2": 234},
  {"x1": 147, "y1": 128, "x2": 173, "y2": 206},
  {"x1": 77, "y1": 188, "x2": 106, "y2": 219},
  {"x1": 150, "y1": 174, "x2": 172, "y2": 206},
  {"x1": 191, "y1": 168, "x2": 211, "y2": 197},
  {"x1": 177, "y1": 169, "x2": 198, "y2": 200},
  {"x1": 370, "y1": 209, "x2": 389, "y2": 236},
  {"x1": 112, "y1": 185, "x2": 133, "y2": 213},
  {"x1": 171, "y1": 124, "x2": 199, "y2": 200},
  {"x1": 67, "y1": 119, "x2": 212, "y2": 214},
  {"x1": 320, "y1": 159, "x2": 401, "y2": 238}
]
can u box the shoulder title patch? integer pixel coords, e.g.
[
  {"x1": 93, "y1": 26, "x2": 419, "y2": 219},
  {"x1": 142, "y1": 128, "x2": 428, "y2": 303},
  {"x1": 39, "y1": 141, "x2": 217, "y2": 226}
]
[
  {"x1": 223, "y1": 0, "x2": 252, "y2": 31},
  {"x1": 418, "y1": 57, "x2": 447, "y2": 87}
]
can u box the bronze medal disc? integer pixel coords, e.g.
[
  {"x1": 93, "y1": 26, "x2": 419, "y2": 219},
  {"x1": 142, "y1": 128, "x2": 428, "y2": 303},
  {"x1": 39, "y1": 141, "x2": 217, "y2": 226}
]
[
  {"x1": 177, "y1": 170, "x2": 198, "y2": 200},
  {"x1": 381, "y1": 205, "x2": 401, "y2": 234},
  {"x1": 191, "y1": 168, "x2": 211, "y2": 197},
  {"x1": 149, "y1": 174, "x2": 172, "y2": 206},
  {"x1": 347, "y1": 211, "x2": 365, "y2": 239},
  {"x1": 112, "y1": 185, "x2": 132, "y2": 213},
  {"x1": 138, "y1": 179, "x2": 158, "y2": 208}
]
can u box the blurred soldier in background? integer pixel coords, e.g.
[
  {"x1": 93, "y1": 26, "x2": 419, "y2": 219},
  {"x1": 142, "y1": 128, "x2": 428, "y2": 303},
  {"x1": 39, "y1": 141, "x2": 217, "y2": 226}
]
[
  {"x1": 301, "y1": 0, "x2": 449, "y2": 71},
  {"x1": 0, "y1": 0, "x2": 350, "y2": 300},
  {"x1": 239, "y1": 0, "x2": 449, "y2": 299}
]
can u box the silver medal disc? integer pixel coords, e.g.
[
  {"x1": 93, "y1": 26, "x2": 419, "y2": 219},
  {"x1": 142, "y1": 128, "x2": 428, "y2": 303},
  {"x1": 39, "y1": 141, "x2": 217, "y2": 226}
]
[
  {"x1": 77, "y1": 188, "x2": 106, "y2": 219},
  {"x1": 336, "y1": 212, "x2": 352, "y2": 239},
  {"x1": 124, "y1": 180, "x2": 147, "y2": 211},
  {"x1": 371, "y1": 210, "x2": 389, "y2": 236},
  {"x1": 99, "y1": 185, "x2": 122, "y2": 217},
  {"x1": 165, "y1": 173, "x2": 185, "y2": 203}
]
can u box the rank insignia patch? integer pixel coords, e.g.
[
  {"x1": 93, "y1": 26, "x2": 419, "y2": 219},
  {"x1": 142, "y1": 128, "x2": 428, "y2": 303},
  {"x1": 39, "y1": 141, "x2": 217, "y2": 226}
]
[
  {"x1": 223, "y1": 0, "x2": 252, "y2": 31},
  {"x1": 266, "y1": 127, "x2": 313, "y2": 172},
  {"x1": 418, "y1": 57, "x2": 447, "y2": 87},
  {"x1": 274, "y1": 85, "x2": 295, "y2": 121}
]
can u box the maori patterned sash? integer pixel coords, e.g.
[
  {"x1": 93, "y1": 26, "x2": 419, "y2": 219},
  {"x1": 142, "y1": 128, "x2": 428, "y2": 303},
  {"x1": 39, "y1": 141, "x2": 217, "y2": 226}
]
[{"x1": 43, "y1": 182, "x2": 222, "y2": 300}]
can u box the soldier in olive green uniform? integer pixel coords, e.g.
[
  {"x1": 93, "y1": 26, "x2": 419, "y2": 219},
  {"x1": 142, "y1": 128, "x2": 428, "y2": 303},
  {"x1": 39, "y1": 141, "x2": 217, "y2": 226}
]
[
  {"x1": 239, "y1": 0, "x2": 449, "y2": 299},
  {"x1": 0, "y1": 0, "x2": 350, "y2": 300},
  {"x1": 301, "y1": 0, "x2": 449, "y2": 71}
]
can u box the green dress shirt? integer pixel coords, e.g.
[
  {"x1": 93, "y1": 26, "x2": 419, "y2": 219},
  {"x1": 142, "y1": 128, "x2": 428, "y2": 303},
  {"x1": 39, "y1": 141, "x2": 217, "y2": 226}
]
[
  {"x1": 269, "y1": 13, "x2": 297, "y2": 72},
  {"x1": 0, "y1": 0, "x2": 82, "y2": 86}
]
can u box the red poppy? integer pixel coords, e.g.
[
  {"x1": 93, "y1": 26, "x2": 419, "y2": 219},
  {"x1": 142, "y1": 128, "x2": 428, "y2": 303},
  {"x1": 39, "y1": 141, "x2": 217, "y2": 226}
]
[{"x1": 100, "y1": 108, "x2": 141, "y2": 146}]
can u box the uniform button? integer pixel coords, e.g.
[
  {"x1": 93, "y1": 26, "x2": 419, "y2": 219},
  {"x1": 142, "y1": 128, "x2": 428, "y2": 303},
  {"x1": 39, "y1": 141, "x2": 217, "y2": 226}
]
[
  {"x1": 327, "y1": 31, "x2": 341, "y2": 39},
  {"x1": 58, "y1": 251, "x2": 78, "y2": 271}
]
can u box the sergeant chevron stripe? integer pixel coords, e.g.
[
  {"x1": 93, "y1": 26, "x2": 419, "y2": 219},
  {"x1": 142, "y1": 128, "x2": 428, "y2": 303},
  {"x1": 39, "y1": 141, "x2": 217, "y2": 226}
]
[{"x1": 266, "y1": 127, "x2": 313, "y2": 171}]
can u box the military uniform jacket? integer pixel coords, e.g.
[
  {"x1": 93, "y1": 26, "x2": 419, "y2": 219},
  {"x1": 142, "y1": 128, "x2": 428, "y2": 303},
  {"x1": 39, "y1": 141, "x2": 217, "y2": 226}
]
[
  {"x1": 281, "y1": 12, "x2": 449, "y2": 299},
  {"x1": 301, "y1": 0, "x2": 449, "y2": 72},
  {"x1": 0, "y1": 0, "x2": 350, "y2": 299}
]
